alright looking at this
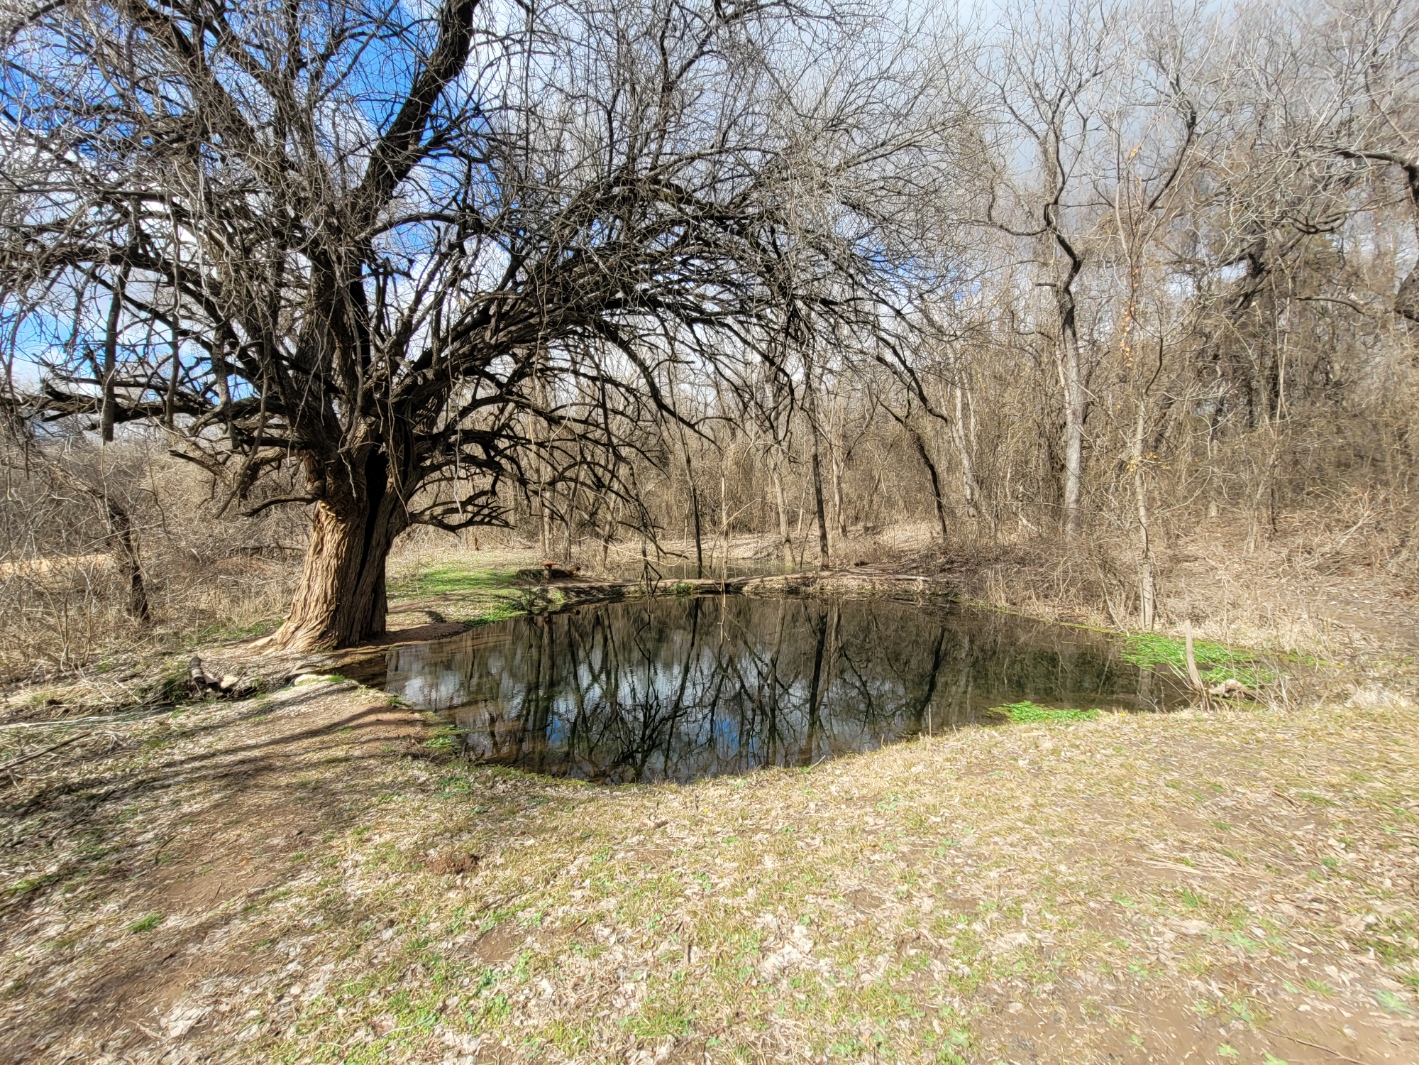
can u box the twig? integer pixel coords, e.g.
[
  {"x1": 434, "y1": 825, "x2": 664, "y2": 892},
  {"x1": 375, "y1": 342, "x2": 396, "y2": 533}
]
[
  {"x1": 0, "y1": 732, "x2": 86, "y2": 777},
  {"x1": 1260, "y1": 1027, "x2": 1364, "y2": 1063},
  {"x1": 0, "y1": 706, "x2": 174, "y2": 730}
]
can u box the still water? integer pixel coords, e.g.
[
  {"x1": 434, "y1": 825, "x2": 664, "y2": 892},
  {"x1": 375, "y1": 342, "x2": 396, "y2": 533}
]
[{"x1": 362, "y1": 595, "x2": 1185, "y2": 783}]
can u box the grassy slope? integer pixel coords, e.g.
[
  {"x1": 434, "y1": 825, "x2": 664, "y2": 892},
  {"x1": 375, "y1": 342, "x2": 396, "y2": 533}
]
[
  {"x1": 4, "y1": 678, "x2": 1415, "y2": 1063},
  {"x1": 266, "y1": 700, "x2": 1419, "y2": 1064},
  {"x1": 2, "y1": 556, "x2": 1417, "y2": 1063},
  {"x1": 387, "y1": 549, "x2": 538, "y2": 627}
]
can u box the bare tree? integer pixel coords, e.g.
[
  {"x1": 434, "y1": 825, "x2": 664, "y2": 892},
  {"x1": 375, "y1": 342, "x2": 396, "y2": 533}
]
[
  {"x1": 973, "y1": 0, "x2": 1126, "y2": 538},
  {"x1": 0, "y1": 0, "x2": 946, "y2": 649}
]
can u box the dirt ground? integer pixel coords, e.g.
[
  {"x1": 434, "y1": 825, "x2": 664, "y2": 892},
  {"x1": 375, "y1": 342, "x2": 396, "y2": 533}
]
[{"x1": 2, "y1": 605, "x2": 1417, "y2": 1065}]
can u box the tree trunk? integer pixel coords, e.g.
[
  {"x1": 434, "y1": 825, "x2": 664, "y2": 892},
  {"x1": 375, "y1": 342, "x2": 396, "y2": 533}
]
[
  {"x1": 1131, "y1": 404, "x2": 1156, "y2": 630},
  {"x1": 1057, "y1": 313, "x2": 1084, "y2": 539},
  {"x1": 100, "y1": 263, "x2": 129, "y2": 444},
  {"x1": 1398, "y1": 257, "x2": 1419, "y2": 323},
  {"x1": 830, "y1": 445, "x2": 847, "y2": 539},
  {"x1": 907, "y1": 422, "x2": 949, "y2": 544},
  {"x1": 810, "y1": 432, "x2": 830, "y2": 569},
  {"x1": 103, "y1": 496, "x2": 149, "y2": 623},
  {"x1": 1049, "y1": 222, "x2": 1086, "y2": 540},
  {"x1": 1393, "y1": 164, "x2": 1419, "y2": 322},
  {"x1": 890, "y1": 408, "x2": 948, "y2": 544},
  {"x1": 950, "y1": 384, "x2": 983, "y2": 520},
  {"x1": 272, "y1": 451, "x2": 406, "y2": 651},
  {"x1": 683, "y1": 448, "x2": 704, "y2": 578},
  {"x1": 772, "y1": 456, "x2": 794, "y2": 569},
  {"x1": 720, "y1": 464, "x2": 729, "y2": 583}
]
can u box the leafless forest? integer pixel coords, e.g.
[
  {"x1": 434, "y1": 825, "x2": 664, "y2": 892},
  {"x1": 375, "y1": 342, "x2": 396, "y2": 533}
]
[{"x1": 0, "y1": 0, "x2": 1416, "y2": 676}]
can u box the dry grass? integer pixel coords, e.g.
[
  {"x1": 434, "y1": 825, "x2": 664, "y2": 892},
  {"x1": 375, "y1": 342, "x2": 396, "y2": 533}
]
[
  {"x1": 2, "y1": 528, "x2": 1416, "y2": 1062},
  {"x1": 885, "y1": 515, "x2": 1419, "y2": 671},
  {"x1": 1, "y1": 663, "x2": 1416, "y2": 1064}
]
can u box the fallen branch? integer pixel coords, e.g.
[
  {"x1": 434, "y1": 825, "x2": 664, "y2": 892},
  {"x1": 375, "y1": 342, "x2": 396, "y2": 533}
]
[{"x1": 0, "y1": 732, "x2": 86, "y2": 780}]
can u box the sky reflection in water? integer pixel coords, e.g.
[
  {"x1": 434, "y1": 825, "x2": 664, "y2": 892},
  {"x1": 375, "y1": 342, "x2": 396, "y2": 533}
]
[{"x1": 368, "y1": 596, "x2": 1184, "y2": 783}]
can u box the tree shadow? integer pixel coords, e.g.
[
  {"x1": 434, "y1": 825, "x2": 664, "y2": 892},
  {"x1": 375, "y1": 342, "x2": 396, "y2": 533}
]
[{"x1": 0, "y1": 681, "x2": 445, "y2": 1063}]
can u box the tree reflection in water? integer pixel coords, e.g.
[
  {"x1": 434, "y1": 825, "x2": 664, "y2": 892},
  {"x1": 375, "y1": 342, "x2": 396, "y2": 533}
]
[{"x1": 372, "y1": 596, "x2": 1184, "y2": 783}]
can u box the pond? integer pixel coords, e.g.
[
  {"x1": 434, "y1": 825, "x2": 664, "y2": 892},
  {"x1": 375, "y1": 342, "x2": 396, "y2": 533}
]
[{"x1": 358, "y1": 594, "x2": 1188, "y2": 784}]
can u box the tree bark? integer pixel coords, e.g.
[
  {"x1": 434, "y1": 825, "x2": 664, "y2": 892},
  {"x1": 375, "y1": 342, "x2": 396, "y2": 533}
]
[
  {"x1": 810, "y1": 431, "x2": 830, "y2": 569},
  {"x1": 105, "y1": 498, "x2": 150, "y2": 624},
  {"x1": 100, "y1": 263, "x2": 129, "y2": 444},
  {"x1": 771, "y1": 453, "x2": 794, "y2": 568},
  {"x1": 950, "y1": 384, "x2": 983, "y2": 520},
  {"x1": 1056, "y1": 295, "x2": 1085, "y2": 539},
  {"x1": 830, "y1": 445, "x2": 847, "y2": 539},
  {"x1": 1377, "y1": 156, "x2": 1419, "y2": 322},
  {"x1": 1131, "y1": 404, "x2": 1156, "y2": 630},
  {"x1": 906, "y1": 421, "x2": 948, "y2": 544},
  {"x1": 681, "y1": 444, "x2": 704, "y2": 578},
  {"x1": 272, "y1": 449, "x2": 407, "y2": 651}
]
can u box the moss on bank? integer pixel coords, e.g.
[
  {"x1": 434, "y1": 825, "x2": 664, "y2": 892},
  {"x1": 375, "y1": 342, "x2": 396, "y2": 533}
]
[{"x1": 994, "y1": 700, "x2": 1101, "y2": 723}]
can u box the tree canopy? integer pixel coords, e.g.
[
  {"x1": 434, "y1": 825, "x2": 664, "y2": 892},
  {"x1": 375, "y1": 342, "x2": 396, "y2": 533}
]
[{"x1": 0, "y1": 0, "x2": 954, "y2": 647}]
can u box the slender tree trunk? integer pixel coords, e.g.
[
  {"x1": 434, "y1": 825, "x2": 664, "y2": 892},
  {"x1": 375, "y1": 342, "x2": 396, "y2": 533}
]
[
  {"x1": 950, "y1": 384, "x2": 982, "y2": 519},
  {"x1": 105, "y1": 498, "x2": 150, "y2": 623},
  {"x1": 689, "y1": 482, "x2": 704, "y2": 578},
  {"x1": 1394, "y1": 162, "x2": 1419, "y2": 322},
  {"x1": 682, "y1": 447, "x2": 704, "y2": 578},
  {"x1": 100, "y1": 263, "x2": 129, "y2": 444},
  {"x1": 273, "y1": 450, "x2": 407, "y2": 651},
  {"x1": 534, "y1": 365, "x2": 551, "y2": 558},
  {"x1": 538, "y1": 483, "x2": 552, "y2": 559},
  {"x1": 1047, "y1": 219, "x2": 1087, "y2": 540},
  {"x1": 830, "y1": 445, "x2": 847, "y2": 539},
  {"x1": 772, "y1": 454, "x2": 794, "y2": 569},
  {"x1": 720, "y1": 463, "x2": 729, "y2": 583},
  {"x1": 811, "y1": 432, "x2": 830, "y2": 569},
  {"x1": 907, "y1": 422, "x2": 948, "y2": 544},
  {"x1": 52, "y1": 463, "x2": 151, "y2": 624},
  {"x1": 1057, "y1": 314, "x2": 1084, "y2": 539},
  {"x1": 1131, "y1": 404, "x2": 1156, "y2": 630},
  {"x1": 890, "y1": 408, "x2": 948, "y2": 544}
]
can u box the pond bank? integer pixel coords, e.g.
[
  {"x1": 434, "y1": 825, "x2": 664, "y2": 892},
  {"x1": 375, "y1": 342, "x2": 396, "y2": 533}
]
[
  {"x1": 1, "y1": 553, "x2": 1414, "y2": 1062},
  {"x1": 1, "y1": 674, "x2": 1416, "y2": 1063}
]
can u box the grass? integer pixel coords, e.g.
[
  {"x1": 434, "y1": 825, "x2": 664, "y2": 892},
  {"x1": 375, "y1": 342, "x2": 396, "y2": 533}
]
[
  {"x1": 386, "y1": 550, "x2": 557, "y2": 627},
  {"x1": 993, "y1": 700, "x2": 1101, "y2": 723},
  {"x1": 228, "y1": 689, "x2": 1417, "y2": 1062},
  {"x1": 1120, "y1": 632, "x2": 1277, "y2": 689},
  {"x1": 2, "y1": 633, "x2": 1416, "y2": 1063},
  {"x1": 389, "y1": 564, "x2": 522, "y2": 598}
]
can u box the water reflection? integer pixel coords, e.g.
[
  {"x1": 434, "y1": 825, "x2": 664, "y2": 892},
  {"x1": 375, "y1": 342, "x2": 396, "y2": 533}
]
[{"x1": 367, "y1": 596, "x2": 1184, "y2": 783}]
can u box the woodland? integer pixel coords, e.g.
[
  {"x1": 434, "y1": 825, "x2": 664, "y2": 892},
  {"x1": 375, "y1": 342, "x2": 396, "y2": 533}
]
[
  {"x1": 1, "y1": 1, "x2": 1418, "y2": 1061},
  {"x1": 0, "y1": 0, "x2": 1414, "y2": 672}
]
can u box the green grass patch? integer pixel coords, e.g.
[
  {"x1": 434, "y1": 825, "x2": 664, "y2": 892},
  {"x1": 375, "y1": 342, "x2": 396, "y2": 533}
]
[
  {"x1": 7, "y1": 871, "x2": 63, "y2": 898},
  {"x1": 994, "y1": 701, "x2": 1100, "y2": 724},
  {"x1": 1374, "y1": 989, "x2": 1414, "y2": 1016},
  {"x1": 424, "y1": 725, "x2": 464, "y2": 753},
  {"x1": 127, "y1": 912, "x2": 163, "y2": 934},
  {"x1": 1120, "y1": 632, "x2": 1276, "y2": 688},
  {"x1": 467, "y1": 601, "x2": 528, "y2": 626},
  {"x1": 390, "y1": 565, "x2": 520, "y2": 598}
]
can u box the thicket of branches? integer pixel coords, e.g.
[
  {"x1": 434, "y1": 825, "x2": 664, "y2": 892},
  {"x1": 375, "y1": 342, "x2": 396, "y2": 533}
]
[
  {"x1": 584, "y1": 0, "x2": 1419, "y2": 624},
  {"x1": 0, "y1": 0, "x2": 1415, "y2": 667}
]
